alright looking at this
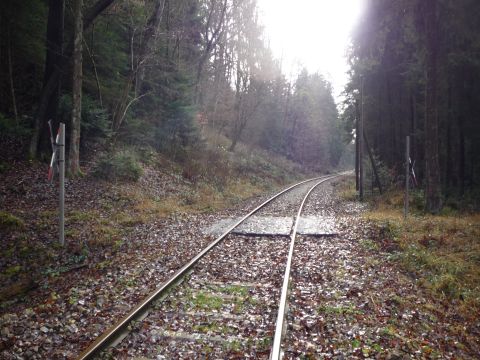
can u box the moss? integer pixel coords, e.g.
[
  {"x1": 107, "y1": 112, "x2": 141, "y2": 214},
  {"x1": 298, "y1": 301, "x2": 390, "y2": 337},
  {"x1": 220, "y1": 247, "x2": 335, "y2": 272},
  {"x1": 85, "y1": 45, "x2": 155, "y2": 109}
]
[
  {"x1": 0, "y1": 211, "x2": 25, "y2": 231},
  {"x1": 3, "y1": 265, "x2": 22, "y2": 277}
]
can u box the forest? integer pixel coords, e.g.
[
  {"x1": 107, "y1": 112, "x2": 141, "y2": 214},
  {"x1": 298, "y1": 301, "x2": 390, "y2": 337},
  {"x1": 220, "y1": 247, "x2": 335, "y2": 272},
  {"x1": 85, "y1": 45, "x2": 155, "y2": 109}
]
[
  {"x1": 0, "y1": 0, "x2": 344, "y2": 178},
  {"x1": 0, "y1": 0, "x2": 477, "y2": 214},
  {"x1": 343, "y1": 0, "x2": 480, "y2": 212}
]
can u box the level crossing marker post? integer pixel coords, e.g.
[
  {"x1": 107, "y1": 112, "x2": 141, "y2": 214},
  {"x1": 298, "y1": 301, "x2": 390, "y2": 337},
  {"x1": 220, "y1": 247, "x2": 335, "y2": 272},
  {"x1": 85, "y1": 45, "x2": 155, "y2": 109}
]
[{"x1": 404, "y1": 135, "x2": 410, "y2": 219}]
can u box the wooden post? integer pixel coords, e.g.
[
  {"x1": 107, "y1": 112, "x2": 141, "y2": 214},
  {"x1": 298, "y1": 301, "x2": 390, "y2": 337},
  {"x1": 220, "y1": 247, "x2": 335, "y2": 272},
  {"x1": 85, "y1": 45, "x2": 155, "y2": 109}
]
[
  {"x1": 359, "y1": 77, "x2": 364, "y2": 200},
  {"x1": 59, "y1": 123, "x2": 65, "y2": 245},
  {"x1": 404, "y1": 135, "x2": 410, "y2": 218}
]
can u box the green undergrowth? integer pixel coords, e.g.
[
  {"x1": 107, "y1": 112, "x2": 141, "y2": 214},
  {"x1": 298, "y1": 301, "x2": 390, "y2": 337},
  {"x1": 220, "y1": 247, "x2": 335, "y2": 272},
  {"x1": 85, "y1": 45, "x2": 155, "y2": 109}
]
[
  {"x1": 93, "y1": 150, "x2": 143, "y2": 182},
  {"x1": 0, "y1": 136, "x2": 309, "y2": 305},
  {"x1": 101, "y1": 139, "x2": 308, "y2": 222},
  {"x1": 363, "y1": 187, "x2": 480, "y2": 317}
]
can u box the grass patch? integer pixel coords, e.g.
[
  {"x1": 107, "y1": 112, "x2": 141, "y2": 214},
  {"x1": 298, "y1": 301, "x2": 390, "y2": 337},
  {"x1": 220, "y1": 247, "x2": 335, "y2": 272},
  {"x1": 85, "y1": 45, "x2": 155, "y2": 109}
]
[
  {"x1": 189, "y1": 291, "x2": 224, "y2": 310},
  {"x1": 64, "y1": 207, "x2": 130, "y2": 250},
  {"x1": 336, "y1": 178, "x2": 358, "y2": 201},
  {"x1": 88, "y1": 224, "x2": 122, "y2": 247},
  {"x1": 365, "y1": 189, "x2": 480, "y2": 314},
  {"x1": 255, "y1": 336, "x2": 272, "y2": 350},
  {"x1": 360, "y1": 239, "x2": 379, "y2": 251},
  {"x1": 192, "y1": 322, "x2": 236, "y2": 335},
  {"x1": 128, "y1": 177, "x2": 272, "y2": 220},
  {"x1": 318, "y1": 304, "x2": 364, "y2": 315},
  {"x1": 67, "y1": 210, "x2": 97, "y2": 222},
  {"x1": 218, "y1": 285, "x2": 249, "y2": 297}
]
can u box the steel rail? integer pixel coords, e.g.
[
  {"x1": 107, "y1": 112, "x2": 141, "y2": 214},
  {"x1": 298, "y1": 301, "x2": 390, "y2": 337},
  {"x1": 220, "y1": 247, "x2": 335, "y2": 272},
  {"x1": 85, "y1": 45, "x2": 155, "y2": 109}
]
[
  {"x1": 76, "y1": 175, "x2": 330, "y2": 360},
  {"x1": 270, "y1": 173, "x2": 344, "y2": 360}
]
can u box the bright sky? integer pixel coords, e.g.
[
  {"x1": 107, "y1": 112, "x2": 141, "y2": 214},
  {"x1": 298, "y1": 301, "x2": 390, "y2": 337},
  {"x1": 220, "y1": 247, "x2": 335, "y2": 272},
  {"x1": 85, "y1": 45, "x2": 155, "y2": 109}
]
[{"x1": 257, "y1": 0, "x2": 365, "y2": 102}]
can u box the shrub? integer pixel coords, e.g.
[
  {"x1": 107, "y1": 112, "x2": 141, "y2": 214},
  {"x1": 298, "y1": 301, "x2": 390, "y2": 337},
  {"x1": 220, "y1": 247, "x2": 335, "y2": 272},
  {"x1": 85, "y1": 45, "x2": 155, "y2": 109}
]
[
  {"x1": 93, "y1": 150, "x2": 143, "y2": 182},
  {"x1": 363, "y1": 153, "x2": 394, "y2": 193}
]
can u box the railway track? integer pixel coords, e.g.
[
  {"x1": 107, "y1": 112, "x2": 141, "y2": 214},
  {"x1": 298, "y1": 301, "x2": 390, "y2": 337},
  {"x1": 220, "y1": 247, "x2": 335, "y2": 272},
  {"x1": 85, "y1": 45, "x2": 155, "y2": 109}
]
[{"x1": 77, "y1": 173, "x2": 348, "y2": 359}]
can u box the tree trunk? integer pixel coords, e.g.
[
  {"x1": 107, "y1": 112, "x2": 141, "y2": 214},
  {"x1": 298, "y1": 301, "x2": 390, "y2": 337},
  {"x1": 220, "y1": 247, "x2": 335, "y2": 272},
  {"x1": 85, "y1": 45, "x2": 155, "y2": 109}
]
[
  {"x1": 409, "y1": 90, "x2": 416, "y2": 170},
  {"x1": 7, "y1": 28, "x2": 18, "y2": 123},
  {"x1": 69, "y1": 0, "x2": 83, "y2": 176},
  {"x1": 459, "y1": 122, "x2": 465, "y2": 195},
  {"x1": 29, "y1": 0, "x2": 64, "y2": 157},
  {"x1": 40, "y1": 0, "x2": 65, "y2": 154},
  {"x1": 424, "y1": 0, "x2": 442, "y2": 213},
  {"x1": 29, "y1": 0, "x2": 116, "y2": 159}
]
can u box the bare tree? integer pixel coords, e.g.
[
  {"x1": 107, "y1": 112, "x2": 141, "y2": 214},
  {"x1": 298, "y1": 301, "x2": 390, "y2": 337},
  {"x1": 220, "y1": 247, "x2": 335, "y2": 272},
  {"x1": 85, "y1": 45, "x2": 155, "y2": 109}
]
[
  {"x1": 111, "y1": 0, "x2": 166, "y2": 134},
  {"x1": 194, "y1": 0, "x2": 228, "y2": 104},
  {"x1": 227, "y1": 0, "x2": 264, "y2": 151}
]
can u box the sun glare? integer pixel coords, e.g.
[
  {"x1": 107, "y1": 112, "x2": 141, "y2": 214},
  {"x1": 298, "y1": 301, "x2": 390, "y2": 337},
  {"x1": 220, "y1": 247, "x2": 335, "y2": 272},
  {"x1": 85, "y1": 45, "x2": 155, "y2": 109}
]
[{"x1": 258, "y1": 0, "x2": 365, "y2": 100}]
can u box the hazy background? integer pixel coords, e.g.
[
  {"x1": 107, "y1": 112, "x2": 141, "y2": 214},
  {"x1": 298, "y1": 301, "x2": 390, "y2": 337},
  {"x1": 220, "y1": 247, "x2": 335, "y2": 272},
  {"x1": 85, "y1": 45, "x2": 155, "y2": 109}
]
[{"x1": 257, "y1": 0, "x2": 365, "y2": 101}]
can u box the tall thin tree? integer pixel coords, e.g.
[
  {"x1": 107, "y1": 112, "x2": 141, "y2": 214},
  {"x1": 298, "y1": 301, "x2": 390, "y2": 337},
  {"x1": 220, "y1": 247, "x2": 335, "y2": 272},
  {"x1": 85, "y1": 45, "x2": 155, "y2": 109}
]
[
  {"x1": 69, "y1": 0, "x2": 83, "y2": 175},
  {"x1": 424, "y1": 0, "x2": 442, "y2": 213}
]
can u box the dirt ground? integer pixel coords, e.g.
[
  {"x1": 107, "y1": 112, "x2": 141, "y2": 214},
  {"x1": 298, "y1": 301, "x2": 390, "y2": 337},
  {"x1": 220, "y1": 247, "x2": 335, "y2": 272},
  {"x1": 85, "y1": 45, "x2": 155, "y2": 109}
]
[{"x1": 1, "y1": 170, "x2": 479, "y2": 359}]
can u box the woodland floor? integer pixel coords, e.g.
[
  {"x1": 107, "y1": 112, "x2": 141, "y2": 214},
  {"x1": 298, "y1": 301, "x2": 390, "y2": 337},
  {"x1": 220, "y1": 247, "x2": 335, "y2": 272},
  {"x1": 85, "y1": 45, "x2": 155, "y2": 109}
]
[{"x1": 0, "y1": 162, "x2": 479, "y2": 359}]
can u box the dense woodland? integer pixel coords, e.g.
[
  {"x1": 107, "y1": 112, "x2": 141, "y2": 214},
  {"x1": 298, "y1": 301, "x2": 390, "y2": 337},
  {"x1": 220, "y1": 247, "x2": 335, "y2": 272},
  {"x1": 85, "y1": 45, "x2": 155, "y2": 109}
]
[
  {"x1": 0, "y1": 0, "x2": 343, "y2": 176},
  {"x1": 343, "y1": 0, "x2": 480, "y2": 212},
  {"x1": 1, "y1": 0, "x2": 479, "y2": 213}
]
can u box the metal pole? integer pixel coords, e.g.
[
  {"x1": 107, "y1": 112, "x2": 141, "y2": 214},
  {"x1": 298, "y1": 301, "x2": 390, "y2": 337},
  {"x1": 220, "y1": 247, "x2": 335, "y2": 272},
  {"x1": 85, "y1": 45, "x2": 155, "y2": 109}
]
[
  {"x1": 59, "y1": 123, "x2": 65, "y2": 245},
  {"x1": 404, "y1": 135, "x2": 410, "y2": 219},
  {"x1": 359, "y1": 76, "x2": 364, "y2": 200},
  {"x1": 355, "y1": 101, "x2": 360, "y2": 191}
]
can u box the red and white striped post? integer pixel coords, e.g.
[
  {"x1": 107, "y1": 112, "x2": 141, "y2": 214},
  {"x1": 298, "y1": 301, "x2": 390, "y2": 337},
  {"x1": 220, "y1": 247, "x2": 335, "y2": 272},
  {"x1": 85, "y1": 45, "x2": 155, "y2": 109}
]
[
  {"x1": 47, "y1": 122, "x2": 65, "y2": 245},
  {"x1": 404, "y1": 135, "x2": 410, "y2": 219}
]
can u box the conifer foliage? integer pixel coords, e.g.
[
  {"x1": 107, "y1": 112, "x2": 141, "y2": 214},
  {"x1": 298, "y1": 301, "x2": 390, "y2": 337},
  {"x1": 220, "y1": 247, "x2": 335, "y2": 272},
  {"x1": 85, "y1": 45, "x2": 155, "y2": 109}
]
[
  {"x1": 0, "y1": 0, "x2": 346, "y2": 173},
  {"x1": 344, "y1": 0, "x2": 480, "y2": 211}
]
